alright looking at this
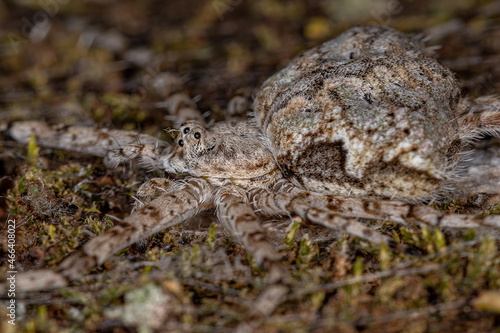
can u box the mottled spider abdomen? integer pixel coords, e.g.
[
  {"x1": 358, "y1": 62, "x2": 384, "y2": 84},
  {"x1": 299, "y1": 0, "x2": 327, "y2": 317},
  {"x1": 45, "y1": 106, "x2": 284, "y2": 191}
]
[{"x1": 254, "y1": 26, "x2": 462, "y2": 201}]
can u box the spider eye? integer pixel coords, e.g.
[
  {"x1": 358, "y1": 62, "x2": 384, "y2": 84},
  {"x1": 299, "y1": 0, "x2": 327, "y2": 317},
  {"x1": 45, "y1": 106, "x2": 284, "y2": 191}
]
[
  {"x1": 178, "y1": 139, "x2": 184, "y2": 147},
  {"x1": 194, "y1": 132, "x2": 201, "y2": 139},
  {"x1": 183, "y1": 127, "x2": 190, "y2": 134}
]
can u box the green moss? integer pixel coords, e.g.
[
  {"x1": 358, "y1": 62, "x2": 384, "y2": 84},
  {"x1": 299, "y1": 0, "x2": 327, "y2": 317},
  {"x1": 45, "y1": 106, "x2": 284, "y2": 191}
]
[
  {"x1": 480, "y1": 203, "x2": 500, "y2": 216},
  {"x1": 284, "y1": 217, "x2": 301, "y2": 250},
  {"x1": 27, "y1": 133, "x2": 39, "y2": 166}
]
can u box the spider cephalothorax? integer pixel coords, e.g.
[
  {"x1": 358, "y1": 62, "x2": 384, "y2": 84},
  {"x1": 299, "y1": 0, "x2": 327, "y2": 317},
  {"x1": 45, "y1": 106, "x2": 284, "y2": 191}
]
[
  {"x1": 164, "y1": 120, "x2": 279, "y2": 188},
  {"x1": 6, "y1": 26, "x2": 500, "y2": 292}
]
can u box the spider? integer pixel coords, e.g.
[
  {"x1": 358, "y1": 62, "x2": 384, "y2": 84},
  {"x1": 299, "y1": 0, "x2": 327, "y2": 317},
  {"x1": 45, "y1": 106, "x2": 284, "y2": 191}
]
[{"x1": 6, "y1": 25, "x2": 500, "y2": 291}]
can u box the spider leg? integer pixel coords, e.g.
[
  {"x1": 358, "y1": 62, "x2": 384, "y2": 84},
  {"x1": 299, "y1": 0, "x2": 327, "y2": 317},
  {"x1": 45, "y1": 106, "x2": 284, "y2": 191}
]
[
  {"x1": 215, "y1": 185, "x2": 285, "y2": 282},
  {"x1": 60, "y1": 178, "x2": 213, "y2": 276},
  {"x1": 250, "y1": 180, "x2": 500, "y2": 240},
  {"x1": 105, "y1": 141, "x2": 167, "y2": 171},
  {"x1": 215, "y1": 185, "x2": 289, "y2": 328},
  {"x1": 132, "y1": 177, "x2": 175, "y2": 211},
  {"x1": 458, "y1": 95, "x2": 500, "y2": 140},
  {"x1": 312, "y1": 194, "x2": 500, "y2": 229},
  {"x1": 249, "y1": 183, "x2": 392, "y2": 245},
  {"x1": 7, "y1": 121, "x2": 170, "y2": 170},
  {"x1": 161, "y1": 92, "x2": 207, "y2": 128},
  {"x1": 10, "y1": 178, "x2": 214, "y2": 291}
]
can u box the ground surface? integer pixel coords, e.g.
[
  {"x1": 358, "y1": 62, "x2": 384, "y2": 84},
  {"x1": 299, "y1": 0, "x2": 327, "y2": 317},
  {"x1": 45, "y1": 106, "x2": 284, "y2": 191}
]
[{"x1": 0, "y1": 0, "x2": 500, "y2": 332}]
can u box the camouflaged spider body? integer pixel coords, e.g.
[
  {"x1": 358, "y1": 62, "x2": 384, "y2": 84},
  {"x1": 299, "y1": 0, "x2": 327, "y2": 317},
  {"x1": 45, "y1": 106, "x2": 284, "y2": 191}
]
[
  {"x1": 7, "y1": 26, "x2": 500, "y2": 290},
  {"x1": 255, "y1": 25, "x2": 463, "y2": 201}
]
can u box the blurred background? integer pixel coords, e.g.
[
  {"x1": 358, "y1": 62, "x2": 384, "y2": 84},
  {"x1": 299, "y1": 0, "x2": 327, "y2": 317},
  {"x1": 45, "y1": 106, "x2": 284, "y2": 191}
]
[{"x1": 1, "y1": 0, "x2": 499, "y2": 131}]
